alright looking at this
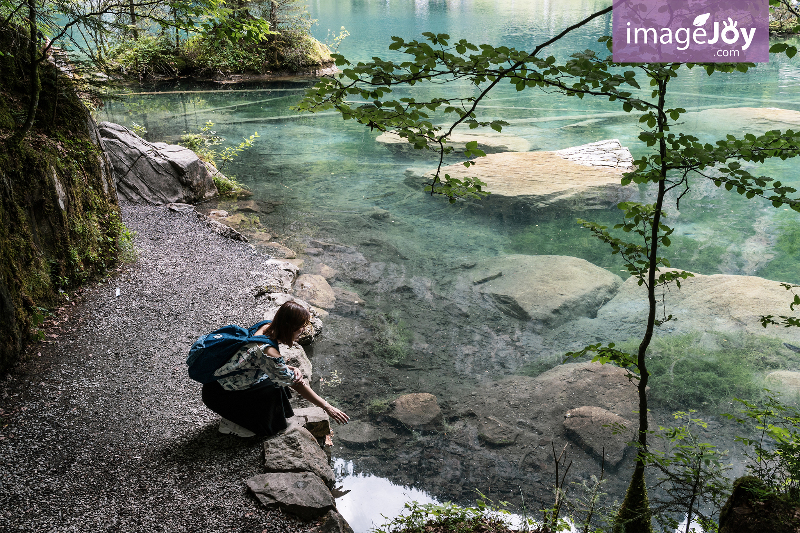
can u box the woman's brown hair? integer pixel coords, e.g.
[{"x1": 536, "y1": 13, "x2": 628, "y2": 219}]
[{"x1": 264, "y1": 301, "x2": 310, "y2": 345}]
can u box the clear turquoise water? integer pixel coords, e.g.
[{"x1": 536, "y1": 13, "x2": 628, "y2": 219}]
[{"x1": 100, "y1": 2, "x2": 800, "y2": 528}]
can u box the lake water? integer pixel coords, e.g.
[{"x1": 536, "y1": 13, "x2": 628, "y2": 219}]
[{"x1": 101, "y1": 1, "x2": 800, "y2": 530}]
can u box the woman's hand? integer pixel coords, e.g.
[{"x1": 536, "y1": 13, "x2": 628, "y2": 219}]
[
  {"x1": 287, "y1": 365, "x2": 304, "y2": 385},
  {"x1": 323, "y1": 404, "x2": 350, "y2": 425}
]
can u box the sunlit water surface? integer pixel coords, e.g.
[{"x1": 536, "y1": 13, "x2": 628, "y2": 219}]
[{"x1": 101, "y1": 1, "x2": 800, "y2": 530}]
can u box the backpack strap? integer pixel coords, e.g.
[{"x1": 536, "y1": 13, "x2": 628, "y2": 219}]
[{"x1": 247, "y1": 320, "x2": 279, "y2": 351}]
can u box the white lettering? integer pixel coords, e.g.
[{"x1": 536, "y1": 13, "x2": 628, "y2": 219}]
[
  {"x1": 708, "y1": 21, "x2": 720, "y2": 44},
  {"x1": 692, "y1": 27, "x2": 706, "y2": 45},
  {"x1": 675, "y1": 27, "x2": 690, "y2": 50},
  {"x1": 740, "y1": 27, "x2": 755, "y2": 50},
  {"x1": 660, "y1": 28, "x2": 673, "y2": 44},
  {"x1": 635, "y1": 27, "x2": 657, "y2": 44},
  {"x1": 627, "y1": 22, "x2": 631, "y2": 44},
  {"x1": 721, "y1": 18, "x2": 739, "y2": 45}
]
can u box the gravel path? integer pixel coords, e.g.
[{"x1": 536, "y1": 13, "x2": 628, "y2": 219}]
[{"x1": 0, "y1": 203, "x2": 318, "y2": 532}]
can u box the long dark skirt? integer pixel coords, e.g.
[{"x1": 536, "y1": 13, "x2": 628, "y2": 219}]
[{"x1": 202, "y1": 380, "x2": 294, "y2": 437}]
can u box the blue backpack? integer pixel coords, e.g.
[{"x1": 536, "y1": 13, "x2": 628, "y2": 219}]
[{"x1": 187, "y1": 320, "x2": 279, "y2": 384}]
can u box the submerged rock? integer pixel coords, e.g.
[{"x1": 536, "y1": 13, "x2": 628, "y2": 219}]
[
  {"x1": 478, "y1": 416, "x2": 519, "y2": 447},
  {"x1": 765, "y1": 370, "x2": 800, "y2": 392},
  {"x1": 682, "y1": 107, "x2": 800, "y2": 137},
  {"x1": 594, "y1": 269, "x2": 800, "y2": 342},
  {"x1": 336, "y1": 420, "x2": 399, "y2": 447},
  {"x1": 99, "y1": 122, "x2": 218, "y2": 205},
  {"x1": 469, "y1": 255, "x2": 622, "y2": 323},
  {"x1": 563, "y1": 406, "x2": 635, "y2": 467},
  {"x1": 407, "y1": 139, "x2": 636, "y2": 216},
  {"x1": 246, "y1": 472, "x2": 335, "y2": 520},
  {"x1": 452, "y1": 362, "x2": 639, "y2": 473},
  {"x1": 377, "y1": 130, "x2": 530, "y2": 156},
  {"x1": 388, "y1": 393, "x2": 443, "y2": 431}
]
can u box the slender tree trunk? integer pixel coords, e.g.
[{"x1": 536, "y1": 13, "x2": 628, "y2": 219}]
[
  {"x1": 614, "y1": 71, "x2": 670, "y2": 533},
  {"x1": 128, "y1": 0, "x2": 138, "y2": 39},
  {"x1": 11, "y1": 0, "x2": 40, "y2": 148}
]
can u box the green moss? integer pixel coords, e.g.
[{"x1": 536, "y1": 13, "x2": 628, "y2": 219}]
[
  {"x1": 617, "y1": 332, "x2": 799, "y2": 413},
  {"x1": 0, "y1": 25, "x2": 121, "y2": 373}
]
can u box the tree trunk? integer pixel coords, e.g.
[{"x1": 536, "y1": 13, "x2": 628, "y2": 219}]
[{"x1": 128, "y1": 0, "x2": 138, "y2": 39}]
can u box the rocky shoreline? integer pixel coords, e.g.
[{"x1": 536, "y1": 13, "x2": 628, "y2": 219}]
[{"x1": 0, "y1": 201, "x2": 349, "y2": 532}]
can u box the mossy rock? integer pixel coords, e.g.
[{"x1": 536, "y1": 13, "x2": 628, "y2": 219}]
[{"x1": 719, "y1": 476, "x2": 800, "y2": 533}]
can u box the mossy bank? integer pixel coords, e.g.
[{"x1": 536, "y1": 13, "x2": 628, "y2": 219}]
[{"x1": 0, "y1": 26, "x2": 121, "y2": 373}]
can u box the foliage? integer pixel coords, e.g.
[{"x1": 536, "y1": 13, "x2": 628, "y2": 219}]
[
  {"x1": 770, "y1": 0, "x2": 800, "y2": 34},
  {"x1": 177, "y1": 120, "x2": 256, "y2": 197},
  {"x1": 106, "y1": 33, "x2": 183, "y2": 78},
  {"x1": 726, "y1": 392, "x2": 800, "y2": 501},
  {"x1": 372, "y1": 493, "x2": 517, "y2": 533},
  {"x1": 644, "y1": 412, "x2": 732, "y2": 533}
]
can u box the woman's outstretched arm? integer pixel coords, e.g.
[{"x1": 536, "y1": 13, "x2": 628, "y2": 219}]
[{"x1": 290, "y1": 380, "x2": 350, "y2": 425}]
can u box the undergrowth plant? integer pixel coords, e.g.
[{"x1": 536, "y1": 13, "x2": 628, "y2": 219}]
[
  {"x1": 726, "y1": 392, "x2": 800, "y2": 501},
  {"x1": 178, "y1": 120, "x2": 257, "y2": 196}
]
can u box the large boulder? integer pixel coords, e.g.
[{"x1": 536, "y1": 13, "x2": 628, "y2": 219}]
[
  {"x1": 594, "y1": 269, "x2": 800, "y2": 342},
  {"x1": 387, "y1": 393, "x2": 443, "y2": 432},
  {"x1": 563, "y1": 406, "x2": 636, "y2": 467},
  {"x1": 246, "y1": 472, "x2": 335, "y2": 520},
  {"x1": 295, "y1": 274, "x2": 336, "y2": 310},
  {"x1": 407, "y1": 139, "x2": 636, "y2": 217},
  {"x1": 469, "y1": 255, "x2": 622, "y2": 323},
  {"x1": 377, "y1": 130, "x2": 530, "y2": 156},
  {"x1": 262, "y1": 424, "x2": 335, "y2": 487},
  {"x1": 98, "y1": 122, "x2": 218, "y2": 205}
]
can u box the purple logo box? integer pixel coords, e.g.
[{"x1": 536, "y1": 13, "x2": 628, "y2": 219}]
[{"x1": 613, "y1": 0, "x2": 769, "y2": 63}]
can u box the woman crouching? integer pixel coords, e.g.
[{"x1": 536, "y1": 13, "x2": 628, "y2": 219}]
[{"x1": 202, "y1": 301, "x2": 349, "y2": 437}]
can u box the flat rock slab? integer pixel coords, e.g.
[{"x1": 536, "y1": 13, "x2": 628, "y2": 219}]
[
  {"x1": 99, "y1": 122, "x2": 218, "y2": 205},
  {"x1": 388, "y1": 393, "x2": 442, "y2": 431},
  {"x1": 335, "y1": 420, "x2": 399, "y2": 447},
  {"x1": 377, "y1": 130, "x2": 530, "y2": 156},
  {"x1": 263, "y1": 424, "x2": 334, "y2": 487},
  {"x1": 595, "y1": 269, "x2": 800, "y2": 342},
  {"x1": 409, "y1": 139, "x2": 635, "y2": 213},
  {"x1": 289, "y1": 407, "x2": 332, "y2": 438},
  {"x1": 470, "y1": 255, "x2": 622, "y2": 323},
  {"x1": 563, "y1": 406, "x2": 635, "y2": 467},
  {"x1": 246, "y1": 472, "x2": 335, "y2": 520}
]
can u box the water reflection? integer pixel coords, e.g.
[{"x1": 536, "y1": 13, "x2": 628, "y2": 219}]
[{"x1": 333, "y1": 458, "x2": 439, "y2": 533}]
